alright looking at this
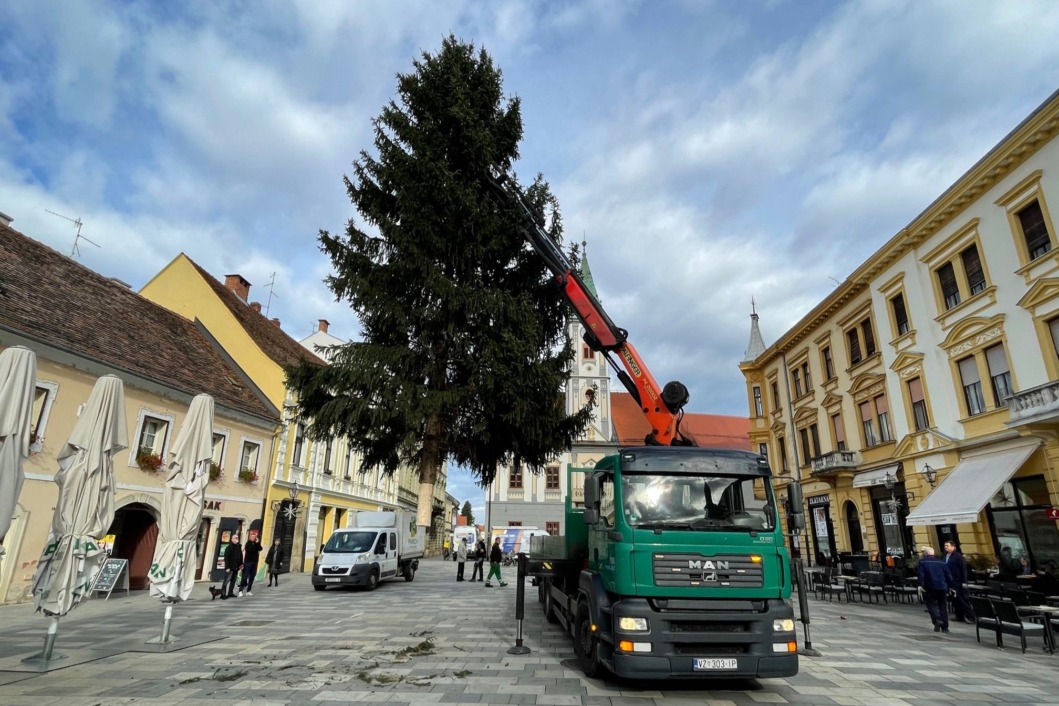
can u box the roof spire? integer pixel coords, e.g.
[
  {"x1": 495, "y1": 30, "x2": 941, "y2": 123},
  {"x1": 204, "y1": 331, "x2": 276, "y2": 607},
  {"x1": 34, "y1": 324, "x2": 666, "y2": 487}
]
[
  {"x1": 743, "y1": 299, "x2": 766, "y2": 362},
  {"x1": 579, "y1": 237, "x2": 599, "y2": 299}
]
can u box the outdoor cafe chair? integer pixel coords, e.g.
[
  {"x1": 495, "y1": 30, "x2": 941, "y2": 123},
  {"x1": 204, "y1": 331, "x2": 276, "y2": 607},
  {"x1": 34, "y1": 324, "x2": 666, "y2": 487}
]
[
  {"x1": 818, "y1": 568, "x2": 847, "y2": 603},
  {"x1": 969, "y1": 596, "x2": 1002, "y2": 647},
  {"x1": 855, "y1": 571, "x2": 887, "y2": 604},
  {"x1": 991, "y1": 598, "x2": 1048, "y2": 654},
  {"x1": 885, "y1": 573, "x2": 918, "y2": 604}
]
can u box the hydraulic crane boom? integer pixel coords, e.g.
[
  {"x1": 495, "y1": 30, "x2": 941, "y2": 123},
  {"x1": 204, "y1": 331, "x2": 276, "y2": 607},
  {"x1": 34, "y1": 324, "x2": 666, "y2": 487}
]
[{"x1": 487, "y1": 175, "x2": 694, "y2": 446}]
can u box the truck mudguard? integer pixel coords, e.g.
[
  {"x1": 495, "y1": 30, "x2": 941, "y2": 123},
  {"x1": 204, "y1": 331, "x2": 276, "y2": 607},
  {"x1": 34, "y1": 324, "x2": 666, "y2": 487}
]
[{"x1": 579, "y1": 569, "x2": 612, "y2": 628}]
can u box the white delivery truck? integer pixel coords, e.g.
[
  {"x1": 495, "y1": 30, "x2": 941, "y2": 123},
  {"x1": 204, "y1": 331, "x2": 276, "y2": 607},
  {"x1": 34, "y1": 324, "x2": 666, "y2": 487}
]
[
  {"x1": 312, "y1": 511, "x2": 424, "y2": 591},
  {"x1": 451, "y1": 525, "x2": 478, "y2": 561}
]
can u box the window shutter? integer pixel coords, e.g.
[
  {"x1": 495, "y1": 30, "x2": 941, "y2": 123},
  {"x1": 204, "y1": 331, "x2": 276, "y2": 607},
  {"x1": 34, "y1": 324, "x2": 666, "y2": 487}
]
[
  {"x1": 958, "y1": 356, "x2": 980, "y2": 385},
  {"x1": 985, "y1": 344, "x2": 1009, "y2": 375}
]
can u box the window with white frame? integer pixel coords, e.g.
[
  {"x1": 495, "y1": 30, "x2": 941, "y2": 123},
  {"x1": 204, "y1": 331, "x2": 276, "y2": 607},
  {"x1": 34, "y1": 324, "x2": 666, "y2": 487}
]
[
  {"x1": 240, "y1": 441, "x2": 261, "y2": 472},
  {"x1": 874, "y1": 395, "x2": 892, "y2": 443},
  {"x1": 758, "y1": 442, "x2": 768, "y2": 461},
  {"x1": 860, "y1": 401, "x2": 879, "y2": 447},
  {"x1": 958, "y1": 356, "x2": 986, "y2": 416},
  {"x1": 137, "y1": 415, "x2": 170, "y2": 458},
  {"x1": 985, "y1": 344, "x2": 1013, "y2": 406},
  {"x1": 831, "y1": 413, "x2": 846, "y2": 451},
  {"x1": 291, "y1": 423, "x2": 306, "y2": 468},
  {"x1": 31, "y1": 381, "x2": 58, "y2": 445},
  {"x1": 1018, "y1": 200, "x2": 1053, "y2": 260},
  {"x1": 822, "y1": 346, "x2": 835, "y2": 380},
  {"x1": 891, "y1": 294, "x2": 910, "y2": 336},
  {"x1": 212, "y1": 432, "x2": 226, "y2": 466},
  {"x1": 802, "y1": 362, "x2": 812, "y2": 392},
  {"x1": 909, "y1": 377, "x2": 930, "y2": 431},
  {"x1": 753, "y1": 386, "x2": 763, "y2": 417}
]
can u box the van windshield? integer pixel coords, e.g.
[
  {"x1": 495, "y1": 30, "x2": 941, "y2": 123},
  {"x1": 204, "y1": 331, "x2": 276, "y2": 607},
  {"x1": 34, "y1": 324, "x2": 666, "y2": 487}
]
[{"x1": 323, "y1": 531, "x2": 377, "y2": 553}]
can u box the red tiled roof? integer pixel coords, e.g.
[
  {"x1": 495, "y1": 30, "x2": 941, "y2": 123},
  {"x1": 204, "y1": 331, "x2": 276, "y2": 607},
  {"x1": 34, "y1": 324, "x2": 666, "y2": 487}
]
[
  {"x1": 186, "y1": 259, "x2": 325, "y2": 368},
  {"x1": 0, "y1": 224, "x2": 279, "y2": 423},
  {"x1": 611, "y1": 392, "x2": 751, "y2": 450}
]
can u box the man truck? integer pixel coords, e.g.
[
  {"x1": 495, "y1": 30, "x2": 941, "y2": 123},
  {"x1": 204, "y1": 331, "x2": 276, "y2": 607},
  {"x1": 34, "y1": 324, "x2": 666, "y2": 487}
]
[
  {"x1": 486, "y1": 174, "x2": 798, "y2": 680},
  {"x1": 312, "y1": 511, "x2": 424, "y2": 591}
]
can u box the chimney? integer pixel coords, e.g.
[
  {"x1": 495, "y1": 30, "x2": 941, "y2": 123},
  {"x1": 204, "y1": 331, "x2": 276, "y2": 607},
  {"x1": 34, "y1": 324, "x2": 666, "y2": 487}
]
[
  {"x1": 224, "y1": 274, "x2": 251, "y2": 302},
  {"x1": 271, "y1": 318, "x2": 281, "y2": 328},
  {"x1": 318, "y1": 319, "x2": 330, "y2": 334},
  {"x1": 250, "y1": 302, "x2": 262, "y2": 313},
  {"x1": 0, "y1": 211, "x2": 11, "y2": 227}
]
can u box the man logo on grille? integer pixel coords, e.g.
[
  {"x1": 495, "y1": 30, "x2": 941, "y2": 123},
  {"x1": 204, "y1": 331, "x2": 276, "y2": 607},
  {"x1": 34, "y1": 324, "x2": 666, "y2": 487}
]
[{"x1": 688, "y1": 560, "x2": 729, "y2": 570}]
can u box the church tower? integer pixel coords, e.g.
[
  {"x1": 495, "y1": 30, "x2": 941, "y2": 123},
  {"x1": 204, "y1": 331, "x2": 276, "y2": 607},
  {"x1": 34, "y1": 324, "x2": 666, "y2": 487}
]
[{"x1": 566, "y1": 241, "x2": 612, "y2": 447}]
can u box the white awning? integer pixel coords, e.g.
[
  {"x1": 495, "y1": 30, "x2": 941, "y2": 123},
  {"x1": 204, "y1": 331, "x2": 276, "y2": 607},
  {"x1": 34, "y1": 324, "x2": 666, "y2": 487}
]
[
  {"x1": 906, "y1": 442, "x2": 1040, "y2": 527},
  {"x1": 853, "y1": 465, "x2": 900, "y2": 488}
]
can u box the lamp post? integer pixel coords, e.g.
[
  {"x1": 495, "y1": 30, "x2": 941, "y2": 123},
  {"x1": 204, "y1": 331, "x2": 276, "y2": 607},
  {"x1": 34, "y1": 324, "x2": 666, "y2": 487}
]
[{"x1": 922, "y1": 463, "x2": 938, "y2": 489}]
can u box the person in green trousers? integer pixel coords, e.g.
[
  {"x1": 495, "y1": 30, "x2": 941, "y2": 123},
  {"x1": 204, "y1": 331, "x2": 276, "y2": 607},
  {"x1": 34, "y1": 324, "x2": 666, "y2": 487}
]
[{"x1": 485, "y1": 537, "x2": 508, "y2": 587}]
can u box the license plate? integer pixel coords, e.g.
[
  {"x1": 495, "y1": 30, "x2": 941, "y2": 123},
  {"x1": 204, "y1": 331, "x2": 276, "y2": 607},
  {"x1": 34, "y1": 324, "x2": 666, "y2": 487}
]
[
  {"x1": 694, "y1": 658, "x2": 737, "y2": 671},
  {"x1": 325, "y1": 577, "x2": 341, "y2": 583}
]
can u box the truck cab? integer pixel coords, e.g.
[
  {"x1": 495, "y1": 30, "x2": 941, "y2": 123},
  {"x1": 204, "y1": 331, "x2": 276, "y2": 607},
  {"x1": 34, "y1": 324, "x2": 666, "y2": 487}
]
[{"x1": 312, "y1": 511, "x2": 423, "y2": 591}]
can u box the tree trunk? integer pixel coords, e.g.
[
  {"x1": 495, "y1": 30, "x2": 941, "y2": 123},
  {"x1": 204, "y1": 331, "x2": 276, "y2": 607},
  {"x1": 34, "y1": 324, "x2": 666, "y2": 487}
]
[{"x1": 416, "y1": 414, "x2": 442, "y2": 528}]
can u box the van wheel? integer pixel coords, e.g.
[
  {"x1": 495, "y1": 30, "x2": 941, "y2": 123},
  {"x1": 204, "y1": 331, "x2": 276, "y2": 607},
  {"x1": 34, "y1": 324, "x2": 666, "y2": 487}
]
[
  {"x1": 574, "y1": 603, "x2": 602, "y2": 678},
  {"x1": 366, "y1": 569, "x2": 379, "y2": 591},
  {"x1": 314, "y1": 584, "x2": 325, "y2": 592},
  {"x1": 404, "y1": 565, "x2": 416, "y2": 582}
]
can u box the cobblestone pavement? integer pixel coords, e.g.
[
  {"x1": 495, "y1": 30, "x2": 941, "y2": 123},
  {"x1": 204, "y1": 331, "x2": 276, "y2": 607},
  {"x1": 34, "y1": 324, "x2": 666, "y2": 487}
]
[{"x1": 1, "y1": 558, "x2": 1058, "y2": 705}]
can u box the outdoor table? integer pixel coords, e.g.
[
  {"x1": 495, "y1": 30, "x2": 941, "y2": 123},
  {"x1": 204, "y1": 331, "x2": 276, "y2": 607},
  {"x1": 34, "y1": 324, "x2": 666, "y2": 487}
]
[
  {"x1": 832, "y1": 575, "x2": 860, "y2": 602},
  {"x1": 1016, "y1": 605, "x2": 1059, "y2": 653}
]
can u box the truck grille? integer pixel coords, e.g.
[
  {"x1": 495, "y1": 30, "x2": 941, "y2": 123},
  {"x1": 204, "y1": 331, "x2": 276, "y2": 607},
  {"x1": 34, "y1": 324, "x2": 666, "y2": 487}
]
[
  {"x1": 320, "y1": 566, "x2": 350, "y2": 575},
  {"x1": 652, "y1": 553, "x2": 763, "y2": 588},
  {"x1": 669, "y1": 621, "x2": 746, "y2": 633}
]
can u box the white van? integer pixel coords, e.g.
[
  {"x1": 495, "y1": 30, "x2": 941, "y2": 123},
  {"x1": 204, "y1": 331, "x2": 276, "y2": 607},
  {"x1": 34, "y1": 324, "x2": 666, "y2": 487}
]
[{"x1": 312, "y1": 511, "x2": 424, "y2": 591}]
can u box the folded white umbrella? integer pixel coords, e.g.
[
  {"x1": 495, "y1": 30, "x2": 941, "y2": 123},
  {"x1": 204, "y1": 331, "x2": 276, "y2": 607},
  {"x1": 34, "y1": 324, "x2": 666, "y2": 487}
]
[
  {"x1": 149, "y1": 394, "x2": 214, "y2": 603},
  {"x1": 0, "y1": 346, "x2": 37, "y2": 559},
  {"x1": 31, "y1": 375, "x2": 127, "y2": 618}
]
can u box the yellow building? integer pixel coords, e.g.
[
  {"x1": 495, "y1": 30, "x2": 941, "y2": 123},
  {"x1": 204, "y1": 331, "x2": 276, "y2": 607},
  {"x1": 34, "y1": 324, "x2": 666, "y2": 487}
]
[
  {"x1": 141, "y1": 255, "x2": 401, "y2": 572},
  {"x1": 741, "y1": 89, "x2": 1059, "y2": 579},
  {"x1": 0, "y1": 223, "x2": 280, "y2": 604}
]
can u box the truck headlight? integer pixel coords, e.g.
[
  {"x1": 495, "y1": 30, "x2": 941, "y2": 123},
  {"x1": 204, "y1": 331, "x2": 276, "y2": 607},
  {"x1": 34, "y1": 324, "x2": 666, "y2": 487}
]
[
  {"x1": 618, "y1": 617, "x2": 649, "y2": 631},
  {"x1": 354, "y1": 552, "x2": 371, "y2": 565},
  {"x1": 773, "y1": 619, "x2": 795, "y2": 632}
]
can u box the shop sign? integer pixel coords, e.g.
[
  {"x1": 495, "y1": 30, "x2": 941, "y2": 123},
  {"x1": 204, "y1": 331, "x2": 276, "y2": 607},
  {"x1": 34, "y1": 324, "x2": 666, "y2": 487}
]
[
  {"x1": 205, "y1": 500, "x2": 223, "y2": 511},
  {"x1": 808, "y1": 495, "x2": 830, "y2": 507},
  {"x1": 1046, "y1": 507, "x2": 1059, "y2": 521}
]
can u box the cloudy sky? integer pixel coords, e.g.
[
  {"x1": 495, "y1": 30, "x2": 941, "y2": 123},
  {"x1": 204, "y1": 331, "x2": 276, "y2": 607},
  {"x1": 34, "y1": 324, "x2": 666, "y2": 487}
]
[{"x1": 3, "y1": 1, "x2": 1059, "y2": 513}]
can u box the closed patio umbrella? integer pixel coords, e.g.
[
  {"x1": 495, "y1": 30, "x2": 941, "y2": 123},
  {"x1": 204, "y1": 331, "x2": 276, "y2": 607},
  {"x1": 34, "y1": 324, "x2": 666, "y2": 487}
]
[
  {"x1": 29, "y1": 374, "x2": 126, "y2": 660},
  {"x1": 0, "y1": 346, "x2": 37, "y2": 560},
  {"x1": 148, "y1": 394, "x2": 214, "y2": 641}
]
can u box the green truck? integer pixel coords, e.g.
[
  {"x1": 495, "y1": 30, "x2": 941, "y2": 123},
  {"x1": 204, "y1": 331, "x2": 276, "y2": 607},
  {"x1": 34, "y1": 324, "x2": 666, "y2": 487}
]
[
  {"x1": 529, "y1": 449, "x2": 797, "y2": 680},
  {"x1": 488, "y1": 174, "x2": 799, "y2": 679}
]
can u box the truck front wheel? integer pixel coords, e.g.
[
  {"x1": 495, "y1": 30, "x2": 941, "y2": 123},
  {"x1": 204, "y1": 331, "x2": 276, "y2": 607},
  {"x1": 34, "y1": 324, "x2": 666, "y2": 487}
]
[
  {"x1": 404, "y1": 564, "x2": 416, "y2": 582},
  {"x1": 366, "y1": 569, "x2": 379, "y2": 591},
  {"x1": 574, "y1": 604, "x2": 602, "y2": 678}
]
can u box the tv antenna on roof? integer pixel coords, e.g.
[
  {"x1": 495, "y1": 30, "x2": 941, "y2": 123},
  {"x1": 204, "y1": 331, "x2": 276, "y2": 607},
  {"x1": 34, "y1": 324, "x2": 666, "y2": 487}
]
[
  {"x1": 45, "y1": 209, "x2": 100, "y2": 258},
  {"x1": 264, "y1": 272, "x2": 280, "y2": 317}
]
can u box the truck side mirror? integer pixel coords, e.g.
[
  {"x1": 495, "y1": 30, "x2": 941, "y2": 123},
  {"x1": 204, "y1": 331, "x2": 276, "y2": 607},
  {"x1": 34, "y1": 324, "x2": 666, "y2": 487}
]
[{"x1": 583, "y1": 475, "x2": 601, "y2": 525}]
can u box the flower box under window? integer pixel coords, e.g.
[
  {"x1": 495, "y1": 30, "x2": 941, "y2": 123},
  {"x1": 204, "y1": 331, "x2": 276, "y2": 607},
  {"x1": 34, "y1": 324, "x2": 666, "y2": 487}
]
[{"x1": 136, "y1": 448, "x2": 164, "y2": 472}]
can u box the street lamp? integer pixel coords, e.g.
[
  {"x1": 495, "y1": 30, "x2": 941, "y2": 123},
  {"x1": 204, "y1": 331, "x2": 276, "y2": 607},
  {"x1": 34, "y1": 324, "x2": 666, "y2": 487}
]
[
  {"x1": 271, "y1": 480, "x2": 301, "y2": 516},
  {"x1": 922, "y1": 463, "x2": 938, "y2": 489},
  {"x1": 882, "y1": 472, "x2": 916, "y2": 512}
]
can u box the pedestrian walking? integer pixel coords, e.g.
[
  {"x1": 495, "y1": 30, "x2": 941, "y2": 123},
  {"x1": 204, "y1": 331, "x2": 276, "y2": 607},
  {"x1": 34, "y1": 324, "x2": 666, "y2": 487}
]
[
  {"x1": 484, "y1": 536, "x2": 508, "y2": 587},
  {"x1": 917, "y1": 546, "x2": 952, "y2": 632},
  {"x1": 943, "y1": 540, "x2": 976, "y2": 624},
  {"x1": 470, "y1": 539, "x2": 486, "y2": 582},
  {"x1": 456, "y1": 538, "x2": 468, "y2": 581},
  {"x1": 265, "y1": 537, "x2": 284, "y2": 587},
  {"x1": 221, "y1": 533, "x2": 243, "y2": 599},
  {"x1": 239, "y1": 533, "x2": 263, "y2": 596}
]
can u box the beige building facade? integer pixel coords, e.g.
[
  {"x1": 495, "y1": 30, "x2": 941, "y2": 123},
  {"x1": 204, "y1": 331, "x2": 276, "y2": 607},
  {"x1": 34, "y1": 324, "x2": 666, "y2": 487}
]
[{"x1": 741, "y1": 89, "x2": 1059, "y2": 576}]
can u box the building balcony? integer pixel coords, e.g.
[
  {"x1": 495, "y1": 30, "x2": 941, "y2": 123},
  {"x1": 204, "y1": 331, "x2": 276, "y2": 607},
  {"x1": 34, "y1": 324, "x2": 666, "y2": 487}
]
[
  {"x1": 1007, "y1": 380, "x2": 1059, "y2": 427},
  {"x1": 810, "y1": 450, "x2": 860, "y2": 476}
]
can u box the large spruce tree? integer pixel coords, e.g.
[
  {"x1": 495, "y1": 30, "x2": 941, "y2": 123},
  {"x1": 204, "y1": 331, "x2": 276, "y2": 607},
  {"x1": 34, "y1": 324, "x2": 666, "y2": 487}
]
[{"x1": 286, "y1": 36, "x2": 592, "y2": 528}]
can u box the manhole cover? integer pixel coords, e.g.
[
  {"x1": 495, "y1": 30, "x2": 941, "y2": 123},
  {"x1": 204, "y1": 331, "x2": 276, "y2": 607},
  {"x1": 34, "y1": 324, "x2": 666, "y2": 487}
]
[{"x1": 232, "y1": 620, "x2": 273, "y2": 627}]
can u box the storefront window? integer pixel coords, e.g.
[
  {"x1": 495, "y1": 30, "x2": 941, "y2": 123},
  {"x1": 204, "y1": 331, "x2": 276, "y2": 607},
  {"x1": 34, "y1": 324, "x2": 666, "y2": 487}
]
[{"x1": 988, "y1": 475, "x2": 1059, "y2": 575}]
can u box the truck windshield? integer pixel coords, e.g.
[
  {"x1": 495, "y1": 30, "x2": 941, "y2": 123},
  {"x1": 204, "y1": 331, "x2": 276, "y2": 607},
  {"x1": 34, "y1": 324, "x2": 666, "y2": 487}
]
[
  {"x1": 323, "y1": 531, "x2": 377, "y2": 553},
  {"x1": 621, "y1": 473, "x2": 776, "y2": 532}
]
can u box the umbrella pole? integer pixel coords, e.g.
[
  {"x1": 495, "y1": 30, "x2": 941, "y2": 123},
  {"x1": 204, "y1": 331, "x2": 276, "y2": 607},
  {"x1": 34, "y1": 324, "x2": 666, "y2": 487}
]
[
  {"x1": 22, "y1": 616, "x2": 63, "y2": 664},
  {"x1": 160, "y1": 604, "x2": 174, "y2": 643}
]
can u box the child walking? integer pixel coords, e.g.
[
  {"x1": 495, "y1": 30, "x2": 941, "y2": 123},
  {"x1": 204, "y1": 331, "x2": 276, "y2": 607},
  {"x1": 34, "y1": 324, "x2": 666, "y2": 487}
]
[{"x1": 484, "y1": 536, "x2": 508, "y2": 587}]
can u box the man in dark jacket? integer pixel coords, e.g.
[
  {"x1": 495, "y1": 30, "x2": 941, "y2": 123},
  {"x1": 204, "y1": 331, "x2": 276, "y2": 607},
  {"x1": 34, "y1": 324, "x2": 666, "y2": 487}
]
[
  {"x1": 485, "y1": 536, "x2": 508, "y2": 587},
  {"x1": 239, "y1": 533, "x2": 264, "y2": 596},
  {"x1": 917, "y1": 546, "x2": 952, "y2": 632},
  {"x1": 944, "y1": 541, "x2": 976, "y2": 623},
  {"x1": 222, "y1": 534, "x2": 243, "y2": 599},
  {"x1": 470, "y1": 539, "x2": 486, "y2": 582}
]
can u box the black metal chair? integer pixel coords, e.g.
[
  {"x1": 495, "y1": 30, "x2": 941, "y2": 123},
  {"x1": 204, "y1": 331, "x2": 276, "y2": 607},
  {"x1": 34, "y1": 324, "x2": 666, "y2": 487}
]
[
  {"x1": 886, "y1": 573, "x2": 918, "y2": 604},
  {"x1": 969, "y1": 596, "x2": 1001, "y2": 647},
  {"x1": 817, "y1": 568, "x2": 847, "y2": 602},
  {"x1": 855, "y1": 571, "x2": 887, "y2": 604},
  {"x1": 991, "y1": 598, "x2": 1048, "y2": 653}
]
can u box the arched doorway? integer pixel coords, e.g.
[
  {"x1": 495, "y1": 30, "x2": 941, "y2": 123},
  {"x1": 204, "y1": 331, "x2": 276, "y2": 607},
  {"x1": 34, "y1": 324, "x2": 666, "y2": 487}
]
[
  {"x1": 109, "y1": 503, "x2": 159, "y2": 590},
  {"x1": 845, "y1": 500, "x2": 864, "y2": 554}
]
